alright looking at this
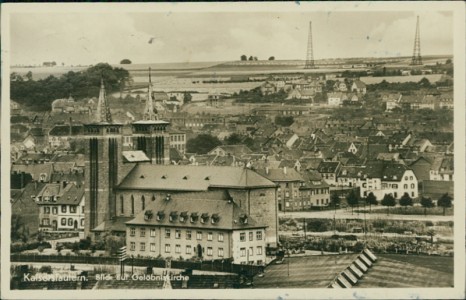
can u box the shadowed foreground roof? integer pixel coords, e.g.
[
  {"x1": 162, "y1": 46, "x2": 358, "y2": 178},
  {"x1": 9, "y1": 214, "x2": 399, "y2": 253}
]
[{"x1": 117, "y1": 165, "x2": 276, "y2": 191}]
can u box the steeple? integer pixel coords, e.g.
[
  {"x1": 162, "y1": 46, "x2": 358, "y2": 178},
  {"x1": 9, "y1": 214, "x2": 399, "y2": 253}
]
[
  {"x1": 143, "y1": 67, "x2": 158, "y2": 121},
  {"x1": 96, "y1": 77, "x2": 113, "y2": 123}
]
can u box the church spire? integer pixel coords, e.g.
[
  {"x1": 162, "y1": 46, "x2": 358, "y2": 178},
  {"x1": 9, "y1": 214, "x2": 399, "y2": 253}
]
[
  {"x1": 96, "y1": 77, "x2": 113, "y2": 123},
  {"x1": 143, "y1": 67, "x2": 158, "y2": 121}
]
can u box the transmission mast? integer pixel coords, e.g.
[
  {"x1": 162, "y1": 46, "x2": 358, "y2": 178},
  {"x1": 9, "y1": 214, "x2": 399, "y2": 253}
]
[
  {"x1": 304, "y1": 21, "x2": 316, "y2": 69},
  {"x1": 410, "y1": 16, "x2": 422, "y2": 65}
]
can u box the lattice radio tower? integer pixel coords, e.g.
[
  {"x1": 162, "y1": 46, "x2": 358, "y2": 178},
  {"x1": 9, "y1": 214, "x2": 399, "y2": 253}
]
[
  {"x1": 410, "y1": 16, "x2": 422, "y2": 65},
  {"x1": 304, "y1": 21, "x2": 316, "y2": 69}
]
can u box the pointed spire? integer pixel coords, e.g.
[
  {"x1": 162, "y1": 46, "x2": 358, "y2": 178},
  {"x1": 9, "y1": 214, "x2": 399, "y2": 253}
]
[
  {"x1": 95, "y1": 77, "x2": 113, "y2": 123},
  {"x1": 143, "y1": 67, "x2": 158, "y2": 121}
]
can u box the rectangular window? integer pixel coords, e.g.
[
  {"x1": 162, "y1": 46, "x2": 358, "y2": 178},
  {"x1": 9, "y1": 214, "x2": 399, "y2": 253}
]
[
  {"x1": 207, "y1": 247, "x2": 213, "y2": 256},
  {"x1": 256, "y1": 231, "x2": 262, "y2": 240},
  {"x1": 61, "y1": 205, "x2": 67, "y2": 213},
  {"x1": 218, "y1": 248, "x2": 224, "y2": 257},
  {"x1": 70, "y1": 206, "x2": 76, "y2": 213},
  {"x1": 61, "y1": 218, "x2": 66, "y2": 225},
  {"x1": 257, "y1": 246, "x2": 263, "y2": 255},
  {"x1": 249, "y1": 232, "x2": 253, "y2": 241},
  {"x1": 175, "y1": 244, "x2": 181, "y2": 254},
  {"x1": 240, "y1": 232, "x2": 246, "y2": 242},
  {"x1": 130, "y1": 242, "x2": 135, "y2": 251},
  {"x1": 130, "y1": 227, "x2": 135, "y2": 237},
  {"x1": 165, "y1": 229, "x2": 171, "y2": 238},
  {"x1": 165, "y1": 244, "x2": 171, "y2": 253},
  {"x1": 207, "y1": 232, "x2": 213, "y2": 241},
  {"x1": 249, "y1": 247, "x2": 253, "y2": 256},
  {"x1": 196, "y1": 231, "x2": 202, "y2": 240},
  {"x1": 44, "y1": 207, "x2": 49, "y2": 214},
  {"x1": 82, "y1": 206, "x2": 84, "y2": 214},
  {"x1": 175, "y1": 230, "x2": 181, "y2": 239},
  {"x1": 186, "y1": 230, "x2": 192, "y2": 240},
  {"x1": 42, "y1": 218, "x2": 49, "y2": 226},
  {"x1": 150, "y1": 243, "x2": 156, "y2": 252},
  {"x1": 150, "y1": 229, "x2": 156, "y2": 237},
  {"x1": 218, "y1": 233, "x2": 224, "y2": 242},
  {"x1": 240, "y1": 248, "x2": 246, "y2": 257},
  {"x1": 52, "y1": 207, "x2": 57, "y2": 215},
  {"x1": 140, "y1": 242, "x2": 146, "y2": 251},
  {"x1": 186, "y1": 245, "x2": 192, "y2": 254},
  {"x1": 140, "y1": 227, "x2": 146, "y2": 237}
]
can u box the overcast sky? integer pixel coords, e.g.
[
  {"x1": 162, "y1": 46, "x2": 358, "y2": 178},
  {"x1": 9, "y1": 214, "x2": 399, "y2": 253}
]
[{"x1": 9, "y1": 10, "x2": 453, "y2": 66}]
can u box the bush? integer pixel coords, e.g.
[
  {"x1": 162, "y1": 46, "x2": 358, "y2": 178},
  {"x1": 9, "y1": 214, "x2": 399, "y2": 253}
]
[{"x1": 39, "y1": 265, "x2": 53, "y2": 274}]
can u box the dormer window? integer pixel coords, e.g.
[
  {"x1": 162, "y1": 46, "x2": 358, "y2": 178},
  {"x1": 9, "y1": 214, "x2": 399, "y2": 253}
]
[
  {"x1": 239, "y1": 214, "x2": 248, "y2": 225},
  {"x1": 169, "y1": 212, "x2": 178, "y2": 222},
  {"x1": 205, "y1": 176, "x2": 210, "y2": 181},
  {"x1": 144, "y1": 210, "x2": 153, "y2": 221},
  {"x1": 200, "y1": 213, "x2": 210, "y2": 224},
  {"x1": 161, "y1": 175, "x2": 167, "y2": 179},
  {"x1": 190, "y1": 213, "x2": 199, "y2": 223},
  {"x1": 180, "y1": 211, "x2": 188, "y2": 223},
  {"x1": 156, "y1": 211, "x2": 165, "y2": 221},
  {"x1": 211, "y1": 213, "x2": 220, "y2": 224},
  {"x1": 393, "y1": 176, "x2": 397, "y2": 180},
  {"x1": 183, "y1": 176, "x2": 188, "y2": 180}
]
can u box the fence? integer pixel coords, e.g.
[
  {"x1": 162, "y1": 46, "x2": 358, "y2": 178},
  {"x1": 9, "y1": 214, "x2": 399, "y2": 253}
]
[{"x1": 10, "y1": 254, "x2": 262, "y2": 277}]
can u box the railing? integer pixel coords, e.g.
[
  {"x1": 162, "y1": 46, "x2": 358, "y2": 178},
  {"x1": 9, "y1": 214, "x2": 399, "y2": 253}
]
[{"x1": 10, "y1": 254, "x2": 262, "y2": 277}]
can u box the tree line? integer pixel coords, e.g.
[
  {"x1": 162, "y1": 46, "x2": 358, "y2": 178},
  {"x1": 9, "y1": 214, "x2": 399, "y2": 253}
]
[{"x1": 10, "y1": 63, "x2": 131, "y2": 111}]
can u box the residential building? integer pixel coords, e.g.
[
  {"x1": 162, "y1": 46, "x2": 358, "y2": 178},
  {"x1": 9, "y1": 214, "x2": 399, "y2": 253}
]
[
  {"x1": 351, "y1": 80, "x2": 367, "y2": 95},
  {"x1": 317, "y1": 161, "x2": 341, "y2": 186},
  {"x1": 169, "y1": 132, "x2": 187, "y2": 154},
  {"x1": 327, "y1": 92, "x2": 347, "y2": 106}
]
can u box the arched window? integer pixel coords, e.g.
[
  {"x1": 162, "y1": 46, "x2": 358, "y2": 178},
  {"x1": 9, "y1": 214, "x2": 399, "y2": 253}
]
[
  {"x1": 131, "y1": 195, "x2": 135, "y2": 215},
  {"x1": 141, "y1": 196, "x2": 145, "y2": 210},
  {"x1": 120, "y1": 195, "x2": 124, "y2": 214},
  {"x1": 411, "y1": 183, "x2": 415, "y2": 189}
]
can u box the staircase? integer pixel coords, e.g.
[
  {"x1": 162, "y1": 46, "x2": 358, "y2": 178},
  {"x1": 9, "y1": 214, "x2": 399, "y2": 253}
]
[{"x1": 330, "y1": 248, "x2": 377, "y2": 288}]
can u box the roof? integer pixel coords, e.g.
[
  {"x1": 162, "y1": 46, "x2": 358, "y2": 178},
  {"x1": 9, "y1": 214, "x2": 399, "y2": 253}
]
[
  {"x1": 11, "y1": 163, "x2": 54, "y2": 181},
  {"x1": 352, "y1": 80, "x2": 366, "y2": 88},
  {"x1": 364, "y1": 161, "x2": 412, "y2": 182},
  {"x1": 35, "y1": 182, "x2": 84, "y2": 205},
  {"x1": 122, "y1": 151, "x2": 150, "y2": 163},
  {"x1": 208, "y1": 144, "x2": 253, "y2": 157},
  {"x1": 93, "y1": 216, "x2": 134, "y2": 232},
  {"x1": 117, "y1": 165, "x2": 276, "y2": 191},
  {"x1": 126, "y1": 196, "x2": 266, "y2": 231},
  {"x1": 49, "y1": 125, "x2": 83, "y2": 136},
  {"x1": 255, "y1": 168, "x2": 304, "y2": 182},
  {"x1": 317, "y1": 161, "x2": 340, "y2": 173}
]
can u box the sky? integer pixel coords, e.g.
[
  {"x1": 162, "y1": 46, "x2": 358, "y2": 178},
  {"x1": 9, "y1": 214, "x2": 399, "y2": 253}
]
[{"x1": 9, "y1": 10, "x2": 453, "y2": 66}]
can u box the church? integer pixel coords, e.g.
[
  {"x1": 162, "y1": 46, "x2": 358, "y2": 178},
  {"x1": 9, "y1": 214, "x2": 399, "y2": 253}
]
[{"x1": 82, "y1": 70, "x2": 280, "y2": 260}]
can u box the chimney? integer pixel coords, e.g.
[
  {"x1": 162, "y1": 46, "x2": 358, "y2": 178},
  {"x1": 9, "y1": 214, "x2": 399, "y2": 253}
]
[{"x1": 284, "y1": 167, "x2": 287, "y2": 175}]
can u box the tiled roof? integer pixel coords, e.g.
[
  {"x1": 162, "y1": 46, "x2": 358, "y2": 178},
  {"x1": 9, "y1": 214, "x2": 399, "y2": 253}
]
[
  {"x1": 209, "y1": 145, "x2": 253, "y2": 156},
  {"x1": 317, "y1": 161, "x2": 340, "y2": 173},
  {"x1": 11, "y1": 163, "x2": 53, "y2": 181},
  {"x1": 126, "y1": 196, "x2": 266, "y2": 230},
  {"x1": 117, "y1": 165, "x2": 276, "y2": 191},
  {"x1": 35, "y1": 182, "x2": 84, "y2": 205},
  {"x1": 364, "y1": 161, "x2": 411, "y2": 182},
  {"x1": 255, "y1": 168, "x2": 304, "y2": 182}
]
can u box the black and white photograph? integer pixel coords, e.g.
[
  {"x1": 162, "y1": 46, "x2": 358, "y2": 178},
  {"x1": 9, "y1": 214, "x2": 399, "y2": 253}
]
[{"x1": 1, "y1": 2, "x2": 465, "y2": 299}]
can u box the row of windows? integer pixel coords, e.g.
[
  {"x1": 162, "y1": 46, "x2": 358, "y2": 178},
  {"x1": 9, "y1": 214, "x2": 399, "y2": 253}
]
[
  {"x1": 170, "y1": 135, "x2": 185, "y2": 142},
  {"x1": 43, "y1": 205, "x2": 81, "y2": 214},
  {"x1": 41, "y1": 218, "x2": 84, "y2": 226},
  {"x1": 239, "y1": 246, "x2": 263, "y2": 257},
  {"x1": 129, "y1": 242, "x2": 225, "y2": 257},
  {"x1": 239, "y1": 231, "x2": 263, "y2": 242},
  {"x1": 129, "y1": 228, "x2": 226, "y2": 242}
]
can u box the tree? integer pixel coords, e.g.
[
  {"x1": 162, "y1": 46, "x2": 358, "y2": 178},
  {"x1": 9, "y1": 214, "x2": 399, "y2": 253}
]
[
  {"x1": 437, "y1": 193, "x2": 452, "y2": 216},
  {"x1": 366, "y1": 192, "x2": 377, "y2": 212},
  {"x1": 248, "y1": 56, "x2": 254, "y2": 61},
  {"x1": 274, "y1": 115, "x2": 294, "y2": 127},
  {"x1": 240, "y1": 55, "x2": 247, "y2": 61},
  {"x1": 418, "y1": 77, "x2": 432, "y2": 88},
  {"x1": 25, "y1": 71, "x2": 33, "y2": 81},
  {"x1": 330, "y1": 193, "x2": 340, "y2": 211},
  {"x1": 381, "y1": 194, "x2": 396, "y2": 215},
  {"x1": 268, "y1": 56, "x2": 275, "y2": 61},
  {"x1": 105, "y1": 235, "x2": 125, "y2": 255},
  {"x1": 420, "y1": 197, "x2": 434, "y2": 216},
  {"x1": 186, "y1": 134, "x2": 222, "y2": 154},
  {"x1": 399, "y1": 192, "x2": 413, "y2": 211},
  {"x1": 346, "y1": 190, "x2": 359, "y2": 215},
  {"x1": 446, "y1": 58, "x2": 452, "y2": 64},
  {"x1": 253, "y1": 56, "x2": 258, "y2": 61},
  {"x1": 183, "y1": 92, "x2": 192, "y2": 104},
  {"x1": 120, "y1": 59, "x2": 132, "y2": 64},
  {"x1": 224, "y1": 133, "x2": 243, "y2": 145}
]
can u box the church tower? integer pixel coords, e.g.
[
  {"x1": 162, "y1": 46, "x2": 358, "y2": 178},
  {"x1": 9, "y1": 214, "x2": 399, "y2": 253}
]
[
  {"x1": 84, "y1": 78, "x2": 123, "y2": 236},
  {"x1": 132, "y1": 68, "x2": 170, "y2": 165}
]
